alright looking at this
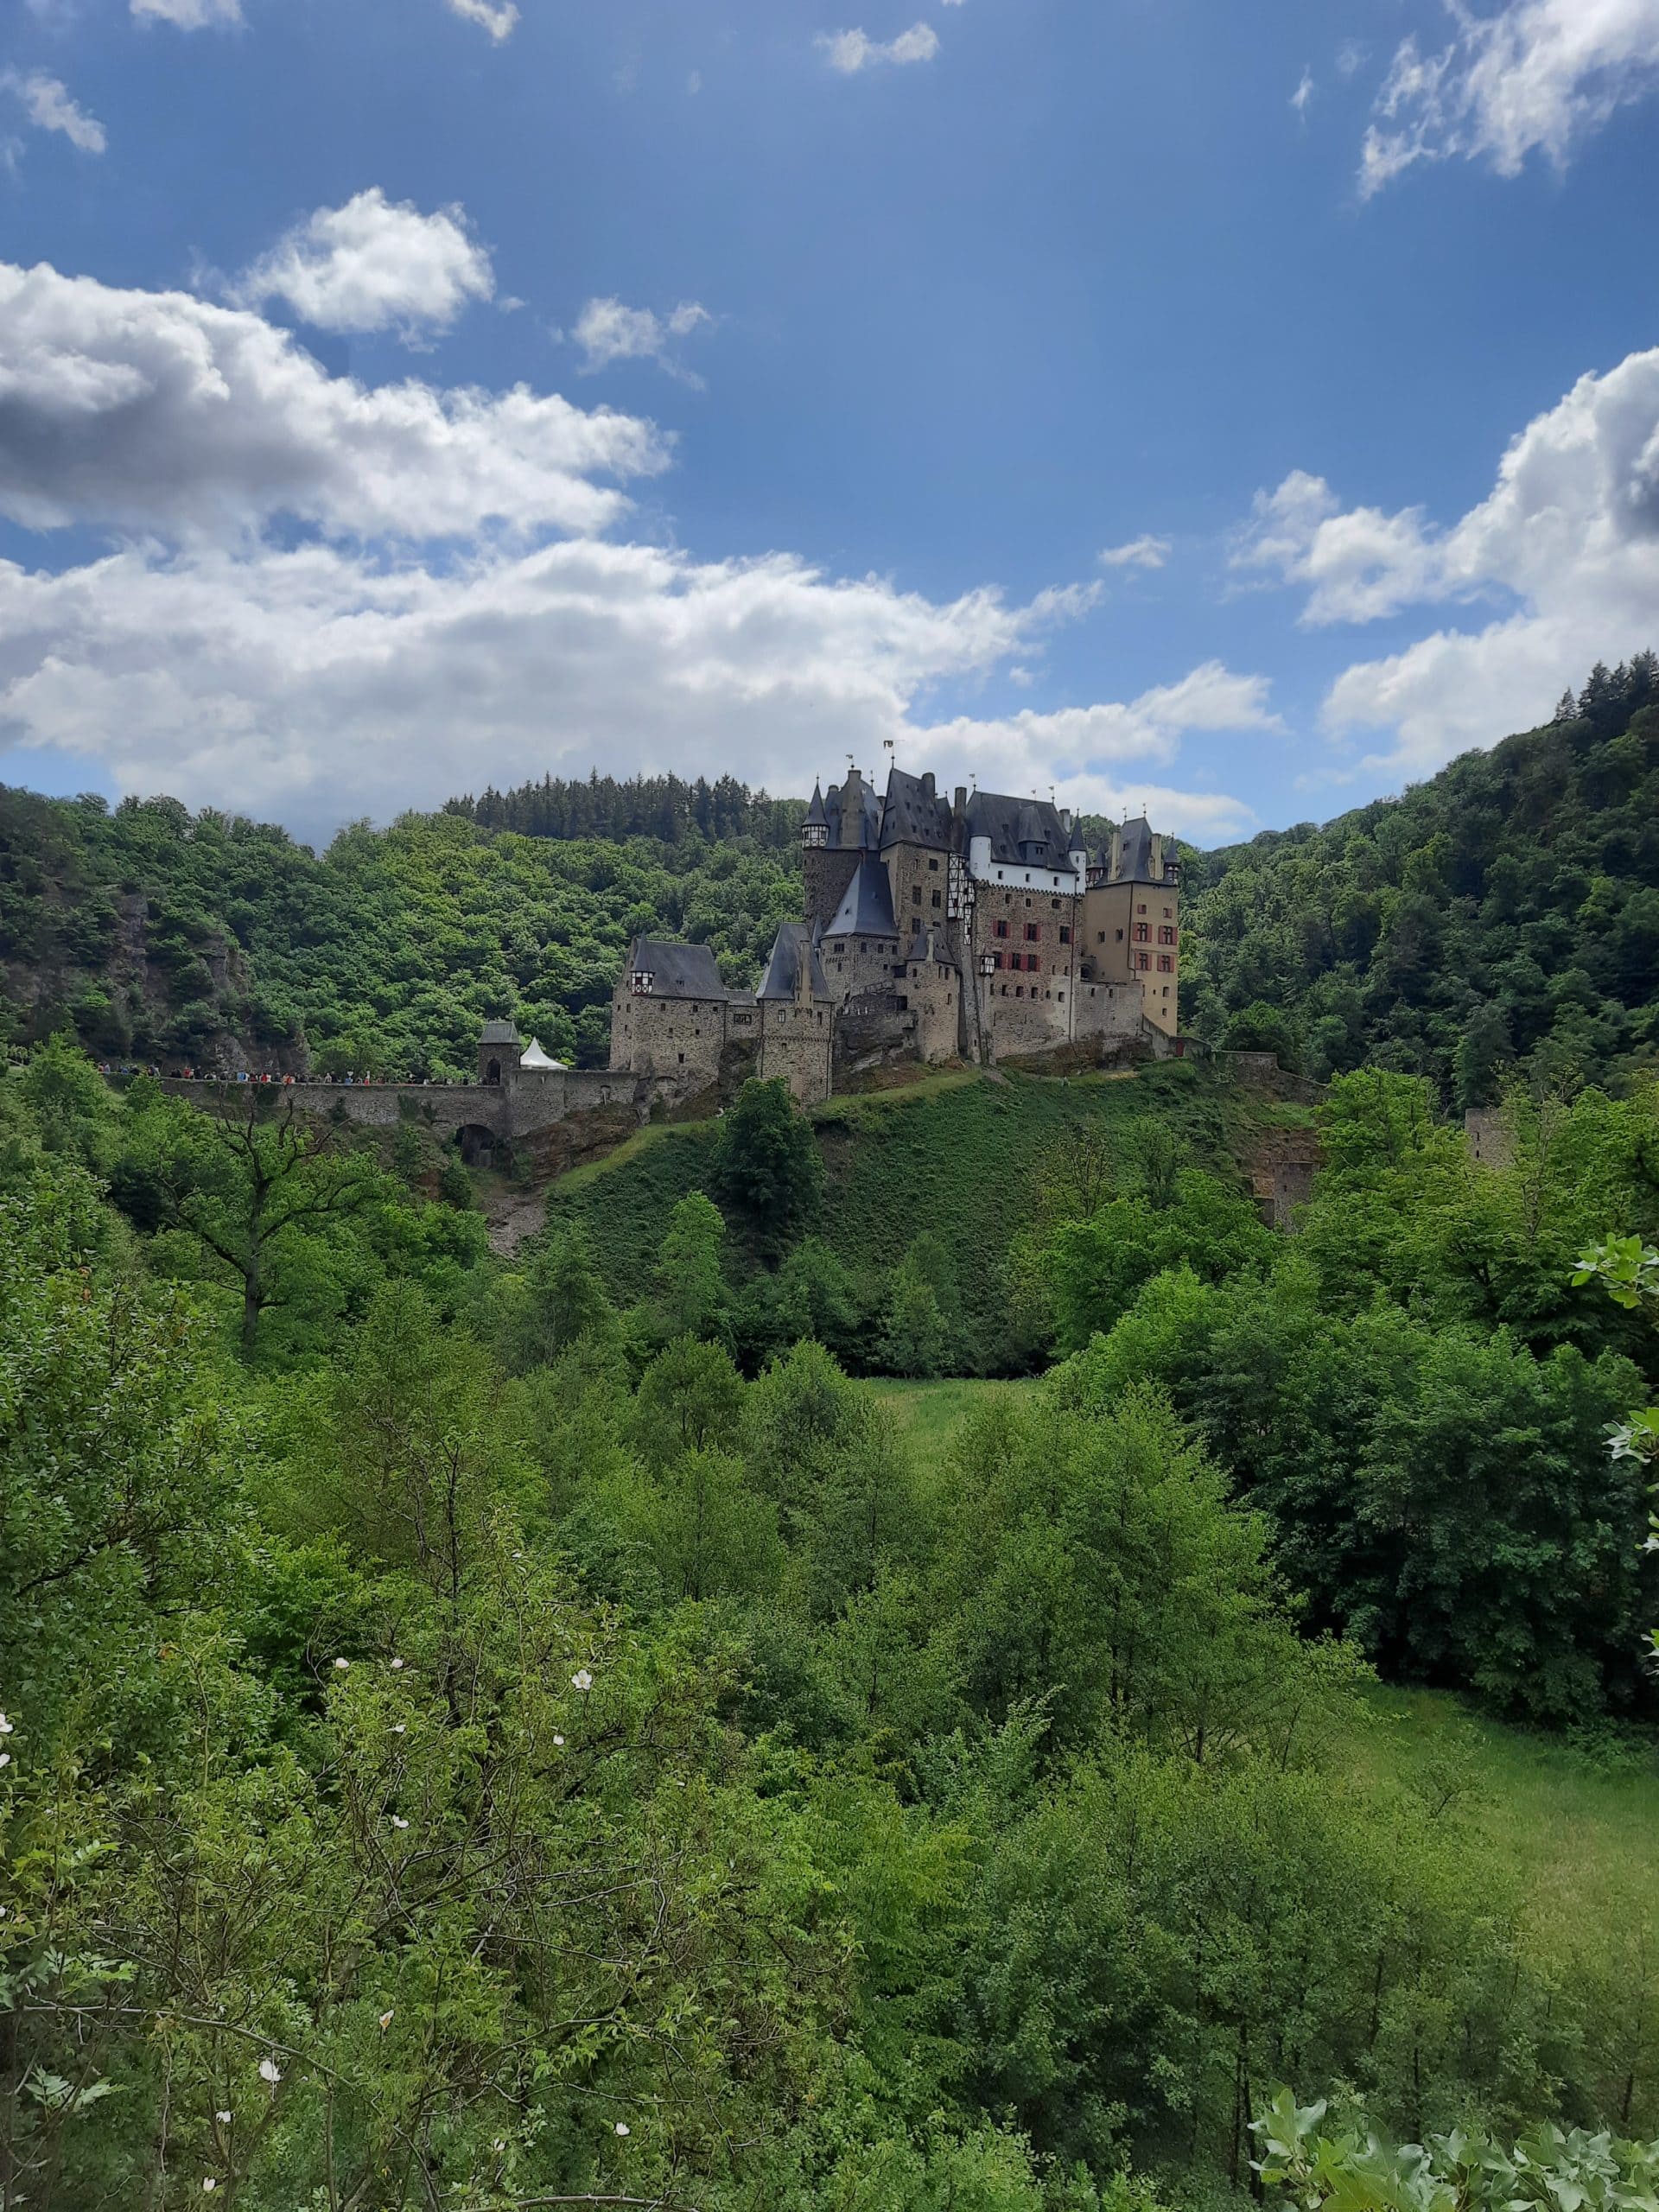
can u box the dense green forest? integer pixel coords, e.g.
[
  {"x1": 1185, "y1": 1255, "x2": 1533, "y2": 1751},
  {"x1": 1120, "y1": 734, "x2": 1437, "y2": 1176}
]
[
  {"x1": 445, "y1": 767, "x2": 805, "y2": 849},
  {"x1": 3, "y1": 1039, "x2": 1656, "y2": 2207},
  {"x1": 3, "y1": 659, "x2": 1656, "y2": 1102},
  {"x1": 1184, "y1": 658, "x2": 1659, "y2": 1101},
  {"x1": 0, "y1": 790, "x2": 800, "y2": 1077}
]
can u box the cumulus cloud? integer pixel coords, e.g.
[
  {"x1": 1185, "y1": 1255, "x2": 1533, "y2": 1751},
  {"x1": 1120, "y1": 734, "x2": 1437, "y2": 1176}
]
[
  {"x1": 1097, "y1": 534, "x2": 1171, "y2": 571},
  {"x1": 2, "y1": 70, "x2": 107, "y2": 153},
  {"x1": 131, "y1": 0, "x2": 242, "y2": 25},
  {"x1": 571, "y1": 298, "x2": 713, "y2": 383},
  {"x1": 0, "y1": 258, "x2": 1262, "y2": 841},
  {"x1": 0, "y1": 261, "x2": 664, "y2": 540},
  {"x1": 445, "y1": 0, "x2": 519, "y2": 40},
  {"x1": 1361, "y1": 0, "x2": 1659, "y2": 196},
  {"x1": 819, "y1": 23, "x2": 940, "y2": 73},
  {"x1": 1237, "y1": 346, "x2": 1659, "y2": 777},
  {"x1": 232, "y1": 190, "x2": 495, "y2": 340}
]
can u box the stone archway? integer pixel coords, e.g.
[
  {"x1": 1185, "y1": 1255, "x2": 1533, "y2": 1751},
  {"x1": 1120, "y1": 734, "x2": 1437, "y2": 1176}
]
[{"x1": 458, "y1": 1123, "x2": 499, "y2": 1169}]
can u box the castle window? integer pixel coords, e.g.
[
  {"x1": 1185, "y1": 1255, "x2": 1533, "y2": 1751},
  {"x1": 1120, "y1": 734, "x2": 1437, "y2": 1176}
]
[
  {"x1": 678, "y1": 1052, "x2": 685, "y2": 1064},
  {"x1": 1025, "y1": 923, "x2": 1040, "y2": 941},
  {"x1": 1058, "y1": 925, "x2": 1071, "y2": 945},
  {"x1": 1051, "y1": 899, "x2": 1061, "y2": 911},
  {"x1": 1116, "y1": 928, "x2": 1124, "y2": 941},
  {"x1": 1057, "y1": 991, "x2": 1065, "y2": 1003},
  {"x1": 931, "y1": 891, "x2": 941, "y2": 908},
  {"x1": 1015, "y1": 985, "x2": 1025, "y2": 998},
  {"x1": 1157, "y1": 955, "x2": 1174, "y2": 973},
  {"x1": 1097, "y1": 931, "x2": 1106, "y2": 944},
  {"x1": 1163, "y1": 906, "x2": 1173, "y2": 918},
  {"x1": 912, "y1": 888, "x2": 922, "y2": 905},
  {"x1": 929, "y1": 856, "x2": 939, "y2": 871},
  {"x1": 1158, "y1": 925, "x2": 1176, "y2": 945},
  {"x1": 1133, "y1": 923, "x2": 1149, "y2": 943},
  {"x1": 1137, "y1": 903, "x2": 1147, "y2": 914},
  {"x1": 1135, "y1": 952, "x2": 1150, "y2": 970},
  {"x1": 995, "y1": 918, "x2": 1009, "y2": 938}
]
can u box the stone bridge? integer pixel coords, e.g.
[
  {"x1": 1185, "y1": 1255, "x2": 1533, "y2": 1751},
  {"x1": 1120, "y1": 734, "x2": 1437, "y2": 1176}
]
[{"x1": 160, "y1": 1064, "x2": 689, "y2": 1179}]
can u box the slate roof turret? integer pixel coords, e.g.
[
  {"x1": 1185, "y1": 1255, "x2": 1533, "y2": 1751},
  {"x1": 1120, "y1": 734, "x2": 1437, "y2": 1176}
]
[
  {"x1": 757, "y1": 922, "x2": 832, "y2": 1002},
  {"x1": 880, "y1": 766, "x2": 953, "y2": 850},
  {"x1": 804, "y1": 781, "x2": 830, "y2": 830},
  {"x1": 824, "y1": 854, "x2": 899, "y2": 938},
  {"x1": 626, "y1": 938, "x2": 729, "y2": 1001},
  {"x1": 963, "y1": 790, "x2": 1077, "y2": 874}
]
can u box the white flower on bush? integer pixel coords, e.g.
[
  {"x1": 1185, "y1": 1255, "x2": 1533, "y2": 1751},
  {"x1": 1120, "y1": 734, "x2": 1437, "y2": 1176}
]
[
  {"x1": 391, "y1": 1815, "x2": 410, "y2": 1831},
  {"x1": 0, "y1": 1713, "x2": 14, "y2": 1734},
  {"x1": 571, "y1": 1669, "x2": 594, "y2": 1692},
  {"x1": 614, "y1": 2121, "x2": 630, "y2": 2138},
  {"x1": 333, "y1": 1658, "x2": 349, "y2": 1672},
  {"x1": 257, "y1": 2056, "x2": 282, "y2": 2086}
]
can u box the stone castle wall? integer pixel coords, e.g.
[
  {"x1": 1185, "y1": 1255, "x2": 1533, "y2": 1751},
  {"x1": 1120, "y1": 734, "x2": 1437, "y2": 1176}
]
[
  {"x1": 804, "y1": 846, "x2": 861, "y2": 930},
  {"x1": 609, "y1": 982, "x2": 729, "y2": 1094},
  {"x1": 758, "y1": 999, "x2": 835, "y2": 1106}
]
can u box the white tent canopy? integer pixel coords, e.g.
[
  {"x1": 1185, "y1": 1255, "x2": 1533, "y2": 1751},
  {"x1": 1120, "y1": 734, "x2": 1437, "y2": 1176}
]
[{"x1": 518, "y1": 1036, "x2": 567, "y2": 1071}]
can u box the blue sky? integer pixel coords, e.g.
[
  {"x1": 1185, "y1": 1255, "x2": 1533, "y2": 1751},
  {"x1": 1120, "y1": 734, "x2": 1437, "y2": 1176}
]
[{"x1": 3, "y1": 0, "x2": 1659, "y2": 846}]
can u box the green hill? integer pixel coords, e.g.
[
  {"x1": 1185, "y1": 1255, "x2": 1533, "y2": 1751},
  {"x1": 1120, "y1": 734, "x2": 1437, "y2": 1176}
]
[
  {"x1": 547, "y1": 1057, "x2": 1296, "y2": 1370},
  {"x1": 1184, "y1": 658, "x2": 1659, "y2": 1100}
]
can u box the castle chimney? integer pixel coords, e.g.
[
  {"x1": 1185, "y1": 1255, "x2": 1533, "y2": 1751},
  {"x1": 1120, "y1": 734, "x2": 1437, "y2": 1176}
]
[
  {"x1": 953, "y1": 785, "x2": 967, "y2": 815},
  {"x1": 922, "y1": 772, "x2": 936, "y2": 798}
]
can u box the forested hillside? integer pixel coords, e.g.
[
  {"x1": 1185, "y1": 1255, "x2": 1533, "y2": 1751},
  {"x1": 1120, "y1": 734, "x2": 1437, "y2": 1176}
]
[
  {"x1": 3, "y1": 1043, "x2": 1657, "y2": 2209},
  {"x1": 4, "y1": 660, "x2": 1657, "y2": 1099},
  {"x1": 0, "y1": 787, "x2": 799, "y2": 1075},
  {"x1": 1184, "y1": 658, "x2": 1659, "y2": 1100}
]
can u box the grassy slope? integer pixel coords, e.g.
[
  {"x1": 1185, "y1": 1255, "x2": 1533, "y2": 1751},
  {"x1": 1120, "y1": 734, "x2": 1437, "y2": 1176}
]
[
  {"x1": 545, "y1": 1059, "x2": 1284, "y2": 1314},
  {"x1": 873, "y1": 1376, "x2": 1659, "y2": 2013}
]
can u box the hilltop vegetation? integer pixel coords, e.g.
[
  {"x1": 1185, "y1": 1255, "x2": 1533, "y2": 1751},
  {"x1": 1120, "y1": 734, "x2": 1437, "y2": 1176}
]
[
  {"x1": 3, "y1": 659, "x2": 1656, "y2": 1105},
  {"x1": 1185, "y1": 658, "x2": 1659, "y2": 1099},
  {"x1": 0, "y1": 786, "x2": 800, "y2": 1075},
  {"x1": 3, "y1": 1042, "x2": 1657, "y2": 2210}
]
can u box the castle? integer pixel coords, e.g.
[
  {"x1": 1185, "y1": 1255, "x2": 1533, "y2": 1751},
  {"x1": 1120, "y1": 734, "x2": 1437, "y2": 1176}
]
[{"x1": 607, "y1": 763, "x2": 1183, "y2": 1105}]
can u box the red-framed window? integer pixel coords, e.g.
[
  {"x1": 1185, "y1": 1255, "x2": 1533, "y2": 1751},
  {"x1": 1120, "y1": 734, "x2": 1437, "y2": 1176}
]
[
  {"x1": 1058, "y1": 925, "x2": 1071, "y2": 944},
  {"x1": 1157, "y1": 954, "x2": 1174, "y2": 973},
  {"x1": 1024, "y1": 922, "x2": 1040, "y2": 942},
  {"x1": 995, "y1": 918, "x2": 1009, "y2": 938},
  {"x1": 1133, "y1": 923, "x2": 1150, "y2": 943},
  {"x1": 1158, "y1": 925, "x2": 1176, "y2": 945},
  {"x1": 1135, "y1": 951, "x2": 1151, "y2": 970}
]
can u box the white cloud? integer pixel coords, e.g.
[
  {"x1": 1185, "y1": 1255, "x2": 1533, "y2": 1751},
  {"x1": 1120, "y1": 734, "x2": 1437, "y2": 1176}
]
[
  {"x1": 819, "y1": 23, "x2": 940, "y2": 73},
  {"x1": 131, "y1": 0, "x2": 242, "y2": 25},
  {"x1": 0, "y1": 257, "x2": 1261, "y2": 842},
  {"x1": 571, "y1": 297, "x2": 713, "y2": 383},
  {"x1": 233, "y1": 190, "x2": 494, "y2": 340},
  {"x1": 1097, "y1": 534, "x2": 1170, "y2": 571},
  {"x1": 1238, "y1": 346, "x2": 1659, "y2": 778},
  {"x1": 0, "y1": 261, "x2": 664, "y2": 540},
  {"x1": 446, "y1": 0, "x2": 518, "y2": 38},
  {"x1": 1361, "y1": 0, "x2": 1659, "y2": 196},
  {"x1": 1291, "y1": 67, "x2": 1315, "y2": 118},
  {"x1": 1, "y1": 70, "x2": 107, "y2": 154}
]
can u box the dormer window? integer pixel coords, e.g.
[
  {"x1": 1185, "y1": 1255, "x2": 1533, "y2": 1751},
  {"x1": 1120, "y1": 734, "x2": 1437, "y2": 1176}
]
[{"x1": 631, "y1": 971, "x2": 656, "y2": 995}]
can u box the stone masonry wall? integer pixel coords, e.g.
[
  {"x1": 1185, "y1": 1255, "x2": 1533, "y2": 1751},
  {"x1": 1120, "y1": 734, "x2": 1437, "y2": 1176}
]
[
  {"x1": 608, "y1": 982, "x2": 728, "y2": 1094},
  {"x1": 758, "y1": 999, "x2": 835, "y2": 1105}
]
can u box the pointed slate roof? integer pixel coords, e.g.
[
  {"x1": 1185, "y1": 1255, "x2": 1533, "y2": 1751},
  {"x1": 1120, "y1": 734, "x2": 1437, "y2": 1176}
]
[
  {"x1": 757, "y1": 921, "x2": 832, "y2": 1002},
  {"x1": 1113, "y1": 815, "x2": 1160, "y2": 884},
  {"x1": 823, "y1": 768, "x2": 882, "y2": 851},
  {"x1": 880, "y1": 766, "x2": 952, "y2": 850},
  {"x1": 963, "y1": 790, "x2": 1077, "y2": 874},
  {"x1": 480, "y1": 1019, "x2": 522, "y2": 1046},
  {"x1": 804, "y1": 781, "x2": 829, "y2": 830},
  {"x1": 626, "y1": 938, "x2": 728, "y2": 1001},
  {"x1": 824, "y1": 854, "x2": 899, "y2": 938}
]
